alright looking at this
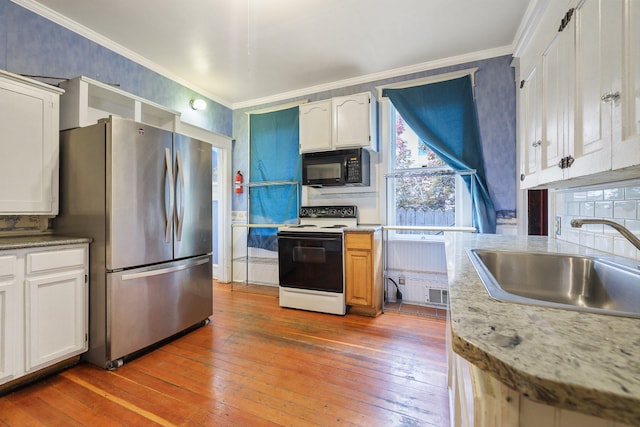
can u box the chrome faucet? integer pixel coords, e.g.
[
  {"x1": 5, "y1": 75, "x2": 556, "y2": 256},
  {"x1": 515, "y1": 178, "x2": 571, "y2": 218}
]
[{"x1": 570, "y1": 218, "x2": 640, "y2": 252}]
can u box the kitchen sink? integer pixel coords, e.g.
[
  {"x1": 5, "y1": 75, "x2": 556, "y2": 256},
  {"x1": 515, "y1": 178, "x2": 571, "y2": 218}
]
[{"x1": 466, "y1": 249, "x2": 640, "y2": 318}]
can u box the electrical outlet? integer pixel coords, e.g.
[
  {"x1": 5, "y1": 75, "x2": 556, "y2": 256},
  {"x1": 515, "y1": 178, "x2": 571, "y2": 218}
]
[
  {"x1": 398, "y1": 276, "x2": 405, "y2": 285},
  {"x1": 555, "y1": 216, "x2": 562, "y2": 236}
]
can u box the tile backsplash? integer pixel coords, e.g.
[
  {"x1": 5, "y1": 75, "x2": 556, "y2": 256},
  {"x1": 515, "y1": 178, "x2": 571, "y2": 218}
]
[
  {"x1": 0, "y1": 215, "x2": 48, "y2": 234},
  {"x1": 554, "y1": 179, "x2": 640, "y2": 261}
]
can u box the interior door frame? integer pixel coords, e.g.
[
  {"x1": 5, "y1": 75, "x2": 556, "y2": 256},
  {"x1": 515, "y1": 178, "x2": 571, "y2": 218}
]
[{"x1": 176, "y1": 122, "x2": 232, "y2": 283}]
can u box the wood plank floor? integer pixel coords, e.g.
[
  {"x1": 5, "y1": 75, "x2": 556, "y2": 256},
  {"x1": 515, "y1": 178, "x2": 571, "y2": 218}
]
[{"x1": 0, "y1": 282, "x2": 450, "y2": 427}]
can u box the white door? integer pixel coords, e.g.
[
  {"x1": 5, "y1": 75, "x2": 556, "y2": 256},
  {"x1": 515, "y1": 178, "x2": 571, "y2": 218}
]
[
  {"x1": 333, "y1": 93, "x2": 373, "y2": 149},
  {"x1": 540, "y1": 26, "x2": 574, "y2": 184},
  {"x1": 570, "y1": 0, "x2": 617, "y2": 177},
  {"x1": 0, "y1": 255, "x2": 18, "y2": 384},
  {"x1": 519, "y1": 66, "x2": 541, "y2": 188},
  {"x1": 612, "y1": 0, "x2": 640, "y2": 170},
  {"x1": 0, "y1": 77, "x2": 59, "y2": 214},
  {"x1": 24, "y1": 269, "x2": 87, "y2": 372},
  {"x1": 299, "y1": 99, "x2": 332, "y2": 152}
]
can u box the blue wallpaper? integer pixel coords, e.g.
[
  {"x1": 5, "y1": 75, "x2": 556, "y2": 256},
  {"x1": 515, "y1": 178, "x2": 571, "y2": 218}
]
[
  {"x1": 233, "y1": 56, "x2": 517, "y2": 218},
  {"x1": 0, "y1": 0, "x2": 232, "y2": 136}
]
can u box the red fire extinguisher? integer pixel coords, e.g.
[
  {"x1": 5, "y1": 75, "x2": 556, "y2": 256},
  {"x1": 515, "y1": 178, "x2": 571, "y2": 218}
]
[{"x1": 235, "y1": 171, "x2": 243, "y2": 194}]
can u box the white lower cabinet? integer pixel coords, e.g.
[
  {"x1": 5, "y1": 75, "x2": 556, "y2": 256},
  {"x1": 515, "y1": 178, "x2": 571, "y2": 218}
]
[
  {"x1": 0, "y1": 255, "x2": 18, "y2": 384},
  {"x1": 447, "y1": 335, "x2": 634, "y2": 427},
  {"x1": 0, "y1": 244, "x2": 88, "y2": 387}
]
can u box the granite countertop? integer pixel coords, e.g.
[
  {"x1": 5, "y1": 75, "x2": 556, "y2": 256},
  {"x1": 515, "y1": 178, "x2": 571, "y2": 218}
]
[
  {"x1": 444, "y1": 232, "x2": 640, "y2": 426},
  {"x1": 0, "y1": 234, "x2": 91, "y2": 250},
  {"x1": 345, "y1": 224, "x2": 382, "y2": 232}
]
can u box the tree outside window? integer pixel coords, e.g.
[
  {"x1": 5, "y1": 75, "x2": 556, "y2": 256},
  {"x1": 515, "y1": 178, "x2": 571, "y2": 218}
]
[{"x1": 392, "y1": 112, "x2": 456, "y2": 231}]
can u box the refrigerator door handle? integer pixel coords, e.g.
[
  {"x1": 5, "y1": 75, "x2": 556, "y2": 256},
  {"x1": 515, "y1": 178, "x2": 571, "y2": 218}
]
[
  {"x1": 175, "y1": 149, "x2": 185, "y2": 241},
  {"x1": 164, "y1": 147, "x2": 175, "y2": 243},
  {"x1": 120, "y1": 256, "x2": 210, "y2": 281}
]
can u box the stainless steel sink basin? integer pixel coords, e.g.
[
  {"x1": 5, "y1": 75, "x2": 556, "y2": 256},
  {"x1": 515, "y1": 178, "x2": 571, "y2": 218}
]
[{"x1": 466, "y1": 249, "x2": 640, "y2": 318}]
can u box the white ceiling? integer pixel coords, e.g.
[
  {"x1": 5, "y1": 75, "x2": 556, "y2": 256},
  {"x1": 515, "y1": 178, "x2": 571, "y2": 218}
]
[{"x1": 25, "y1": 0, "x2": 532, "y2": 109}]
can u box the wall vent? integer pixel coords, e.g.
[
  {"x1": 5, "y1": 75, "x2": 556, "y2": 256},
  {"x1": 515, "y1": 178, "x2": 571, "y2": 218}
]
[{"x1": 426, "y1": 288, "x2": 448, "y2": 306}]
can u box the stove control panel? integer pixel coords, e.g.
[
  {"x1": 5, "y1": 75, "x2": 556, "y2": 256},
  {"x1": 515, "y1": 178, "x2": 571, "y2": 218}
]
[{"x1": 299, "y1": 205, "x2": 358, "y2": 219}]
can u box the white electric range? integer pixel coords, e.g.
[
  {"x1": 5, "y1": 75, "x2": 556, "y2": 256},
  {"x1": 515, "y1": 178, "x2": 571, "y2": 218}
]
[{"x1": 277, "y1": 206, "x2": 358, "y2": 315}]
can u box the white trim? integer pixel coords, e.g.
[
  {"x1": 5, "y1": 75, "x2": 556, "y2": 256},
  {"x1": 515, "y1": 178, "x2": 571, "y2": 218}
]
[
  {"x1": 232, "y1": 45, "x2": 513, "y2": 109},
  {"x1": 245, "y1": 99, "x2": 308, "y2": 115},
  {"x1": 375, "y1": 68, "x2": 478, "y2": 100},
  {"x1": 512, "y1": 0, "x2": 553, "y2": 58},
  {"x1": 11, "y1": 0, "x2": 233, "y2": 108}
]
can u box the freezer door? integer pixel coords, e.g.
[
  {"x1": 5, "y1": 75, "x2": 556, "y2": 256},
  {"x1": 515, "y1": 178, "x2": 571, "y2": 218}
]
[
  {"x1": 106, "y1": 255, "x2": 212, "y2": 364},
  {"x1": 173, "y1": 133, "x2": 212, "y2": 259},
  {"x1": 107, "y1": 119, "x2": 174, "y2": 270}
]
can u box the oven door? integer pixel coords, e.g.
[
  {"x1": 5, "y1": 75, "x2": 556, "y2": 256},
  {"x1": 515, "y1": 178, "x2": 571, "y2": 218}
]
[{"x1": 277, "y1": 231, "x2": 343, "y2": 293}]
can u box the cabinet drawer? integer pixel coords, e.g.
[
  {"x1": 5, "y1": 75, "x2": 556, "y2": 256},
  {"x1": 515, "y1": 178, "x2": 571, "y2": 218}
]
[
  {"x1": 27, "y1": 248, "x2": 85, "y2": 274},
  {"x1": 0, "y1": 255, "x2": 17, "y2": 277},
  {"x1": 345, "y1": 233, "x2": 372, "y2": 250}
]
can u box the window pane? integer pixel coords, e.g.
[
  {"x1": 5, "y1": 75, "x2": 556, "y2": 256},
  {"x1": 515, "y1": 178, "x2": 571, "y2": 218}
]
[
  {"x1": 391, "y1": 108, "x2": 456, "y2": 234},
  {"x1": 395, "y1": 115, "x2": 446, "y2": 169}
]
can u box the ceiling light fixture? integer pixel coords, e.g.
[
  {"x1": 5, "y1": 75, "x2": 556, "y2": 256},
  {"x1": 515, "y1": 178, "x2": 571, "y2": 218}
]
[{"x1": 190, "y1": 99, "x2": 207, "y2": 111}]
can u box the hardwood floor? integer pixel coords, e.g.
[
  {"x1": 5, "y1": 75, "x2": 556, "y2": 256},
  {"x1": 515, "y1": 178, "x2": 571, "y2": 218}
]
[{"x1": 0, "y1": 282, "x2": 450, "y2": 426}]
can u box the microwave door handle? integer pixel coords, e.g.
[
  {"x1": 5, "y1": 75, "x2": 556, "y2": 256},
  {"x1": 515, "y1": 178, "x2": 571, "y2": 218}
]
[{"x1": 343, "y1": 158, "x2": 349, "y2": 181}]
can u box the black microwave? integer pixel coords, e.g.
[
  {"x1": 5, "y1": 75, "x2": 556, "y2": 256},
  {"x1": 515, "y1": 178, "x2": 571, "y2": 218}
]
[{"x1": 302, "y1": 148, "x2": 370, "y2": 187}]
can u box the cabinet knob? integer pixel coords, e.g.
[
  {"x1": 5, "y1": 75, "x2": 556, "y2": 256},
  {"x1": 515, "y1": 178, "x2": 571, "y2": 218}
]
[
  {"x1": 520, "y1": 173, "x2": 526, "y2": 181},
  {"x1": 531, "y1": 140, "x2": 542, "y2": 148},
  {"x1": 601, "y1": 92, "x2": 621, "y2": 103}
]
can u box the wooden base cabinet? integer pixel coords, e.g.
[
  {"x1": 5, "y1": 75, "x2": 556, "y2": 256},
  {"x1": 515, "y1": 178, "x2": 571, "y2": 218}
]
[
  {"x1": 344, "y1": 230, "x2": 382, "y2": 316},
  {"x1": 0, "y1": 243, "x2": 88, "y2": 389}
]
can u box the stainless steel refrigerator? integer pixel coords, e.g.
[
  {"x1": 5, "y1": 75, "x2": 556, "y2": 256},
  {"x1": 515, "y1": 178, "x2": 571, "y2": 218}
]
[{"x1": 56, "y1": 117, "x2": 212, "y2": 369}]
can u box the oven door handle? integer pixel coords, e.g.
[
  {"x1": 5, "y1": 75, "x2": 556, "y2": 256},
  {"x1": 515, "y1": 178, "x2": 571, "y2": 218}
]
[{"x1": 278, "y1": 234, "x2": 342, "y2": 242}]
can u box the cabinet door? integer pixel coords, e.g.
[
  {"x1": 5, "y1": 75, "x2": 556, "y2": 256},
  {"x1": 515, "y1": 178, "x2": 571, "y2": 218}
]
[
  {"x1": 25, "y1": 267, "x2": 87, "y2": 372},
  {"x1": 540, "y1": 24, "x2": 574, "y2": 184},
  {"x1": 0, "y1": 76, "x2": 60, "y2": 214},
  {"x1": 570, "y1": 0, "x2": 618, "y2": 178},
  {"x1": 345, "y1": 249, "x2": 373, "y2": 307},
  {"x1": 0, "y1": 255, "x2": 18, "y2": 385},
  {"x1": 612, "y1": 0, "x2": 640, "y2": 170},
  {"x1": 299, "y1": 99, "x2": 332, "y2": 153},
  {"x1": 333, "y1": 93, "x2": 373, "y2": 150},
  {"x1": 345, "y1": 233, "x2": 373, "y2": 307},
  {"x1": 519, "y1": 66, "x2": 542, "y2": 188}
]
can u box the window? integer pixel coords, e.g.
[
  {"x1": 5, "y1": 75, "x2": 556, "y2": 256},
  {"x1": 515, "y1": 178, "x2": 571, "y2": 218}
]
[{"x1": 385, "y1": 103, "x2": 472, "y2": 239}]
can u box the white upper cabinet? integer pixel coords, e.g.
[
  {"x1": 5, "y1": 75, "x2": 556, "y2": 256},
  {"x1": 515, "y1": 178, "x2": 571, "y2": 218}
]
[
  {"x1": 0, "y1": 70, "x2": 63, "y2": 215},
  {"x1": 299, "y1": 92, "x2": 377, "y2": 153},
  {"x1": 516, "y1": 0, "x2": 639, "y2": 188},
  {"x1": 518, "y1": 65, "x2": 542, "y2": 189},
  {"x1": 332, "y1": 92, "x2": 376, "y2": 150},
  {"x1": 59, "y1": 76, "x2": 179, "y2": 131},
  {"x1": 539, "y1": 20, "x2": 574, "y2": 184},
  {"x1": 299, "y1": 99, "x2": 333, "y2": 153},
  {"x1": 569, "y1": 0, "x2": 617, "y2": 177},
  {"x1": 612, "y1": 0, "x2": 640, "y2": 170}
]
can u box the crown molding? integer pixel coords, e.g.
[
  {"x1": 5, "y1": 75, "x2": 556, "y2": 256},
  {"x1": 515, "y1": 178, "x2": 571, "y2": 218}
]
[
  {"x1": 10, "y1": 0, "x2": 233, "y2": 108},
  {"x1": 232, "y1": 45, "x2": 513, "y2": 110},
  {"x1": 14, "y1": 0, "x2": 519, "y2": 113},
  {"x1": 512, "y1": 0, "x2": 552, "y2": 57}
]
